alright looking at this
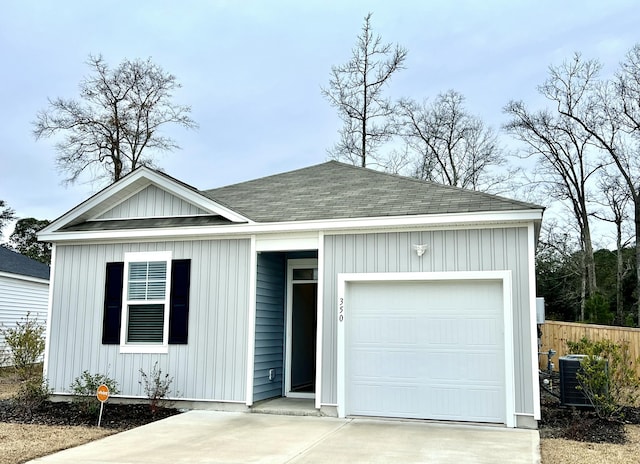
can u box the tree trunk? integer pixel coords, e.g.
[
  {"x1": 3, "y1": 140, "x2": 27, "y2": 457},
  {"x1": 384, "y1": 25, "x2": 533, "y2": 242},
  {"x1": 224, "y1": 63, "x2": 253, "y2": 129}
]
[
  {"x1": 635, "y1": 201, "x2": 640, "y2": 327},
  {"x1": 361, "y1": 117, "x2": 367, "y2": 167},
  {"x1": 616, "y1": 218, "x2": 624, "y2": 324},
  {"x1": 580, "y1": 251, "x2": 586, "y2": 321},
  {"x1": 582, "y1": 218, "x2": 597, "y2": 297}
]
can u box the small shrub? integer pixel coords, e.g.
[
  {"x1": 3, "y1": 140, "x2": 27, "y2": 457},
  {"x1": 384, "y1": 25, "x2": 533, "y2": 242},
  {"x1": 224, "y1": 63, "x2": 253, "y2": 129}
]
[
  {"x1": 0, "y1": 347, "x2": 9, "y2": 368},
  {"x1": 14, "y1": 375, "x2": 52, "y2": 415},
  {"x1": 0, "y1": 313, "x2": 45, "y2": 379},
  {"x1": 567, "y1": 337, "x2": 640, "y2": 420},
  {"x1": 139, "y1": 362, "x2": 174, "y2": 413},
  {"x1": 70, "y1": 370, "x2": 120, "y2": 415}
]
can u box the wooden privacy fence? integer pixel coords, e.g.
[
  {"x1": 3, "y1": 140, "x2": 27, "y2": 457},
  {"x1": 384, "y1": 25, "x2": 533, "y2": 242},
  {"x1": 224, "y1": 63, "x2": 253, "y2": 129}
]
[{"x1": 539, "y1": 320, "x2": 640, "y2": 375}]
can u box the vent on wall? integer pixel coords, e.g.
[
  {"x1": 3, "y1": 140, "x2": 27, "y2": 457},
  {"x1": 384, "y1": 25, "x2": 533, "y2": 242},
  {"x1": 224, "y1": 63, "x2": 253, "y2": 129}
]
[{"x1": 559, "y1": 355, "x2": 593, "y2": 408}]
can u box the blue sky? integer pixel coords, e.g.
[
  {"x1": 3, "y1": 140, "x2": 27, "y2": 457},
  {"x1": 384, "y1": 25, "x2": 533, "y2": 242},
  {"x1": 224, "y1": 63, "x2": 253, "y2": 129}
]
[{"x1": 1, "y1": 0, "x2": 638, "y2": 233}]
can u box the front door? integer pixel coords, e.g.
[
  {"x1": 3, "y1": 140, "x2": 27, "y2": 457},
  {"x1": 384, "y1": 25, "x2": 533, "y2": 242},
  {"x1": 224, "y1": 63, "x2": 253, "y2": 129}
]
[{"x1": 286, "y1": 259, "x2": 318, "y2": 398}]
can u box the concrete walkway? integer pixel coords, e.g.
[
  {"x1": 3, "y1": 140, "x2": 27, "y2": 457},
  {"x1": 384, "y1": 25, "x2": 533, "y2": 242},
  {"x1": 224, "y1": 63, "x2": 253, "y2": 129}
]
[{"x1": 28, "y1": 410, "x2": 540, "y2": 464}]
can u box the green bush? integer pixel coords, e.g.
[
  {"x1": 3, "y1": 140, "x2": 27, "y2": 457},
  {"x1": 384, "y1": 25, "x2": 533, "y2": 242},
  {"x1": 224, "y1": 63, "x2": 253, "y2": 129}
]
[
  {"x1": 584, "y1": 293, "x2": 614, "y2": 325},
  {"x1": 139, "y1": 362, "x2": 174, "y2": 413},
  {"x1": 0, "y1": 313, "x2": 45, "y2": 380},
  {"x1": 566, "y1": 337, "x2": 640, "y2": 420},
  {"x1": 0, "y1": 346, "x2": 9, "y2": 367},
  {"x1": 14, "y1": 375, "x2": 52, "y2": 415},
  {"x1": 69, "y1": 370, "x2": 120, "y2": 415}
]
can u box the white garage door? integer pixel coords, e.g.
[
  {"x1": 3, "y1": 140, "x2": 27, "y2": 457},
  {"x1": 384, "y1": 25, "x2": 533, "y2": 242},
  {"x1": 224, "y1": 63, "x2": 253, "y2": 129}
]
[{"x1": 346, "y1": 279, "x2": 506, "y2": 424}]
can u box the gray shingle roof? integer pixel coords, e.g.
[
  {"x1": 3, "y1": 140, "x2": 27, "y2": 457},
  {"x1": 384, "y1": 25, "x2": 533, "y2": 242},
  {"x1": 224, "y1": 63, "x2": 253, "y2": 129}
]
[
  {"x1": 0, "y1": 246, "x2": 50, "y2": 280},
  {"x1": 62, "y1": 215, "x2": 237, "y2": 231},
  {"x1": 202, "y1": 161, "x2": 542, "y2": 222}
]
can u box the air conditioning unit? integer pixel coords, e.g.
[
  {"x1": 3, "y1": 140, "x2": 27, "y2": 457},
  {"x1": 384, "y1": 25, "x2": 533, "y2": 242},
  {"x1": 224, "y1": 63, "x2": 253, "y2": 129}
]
[{"x1": 559, "y1": 355, "x2": 592, "y2": 407}]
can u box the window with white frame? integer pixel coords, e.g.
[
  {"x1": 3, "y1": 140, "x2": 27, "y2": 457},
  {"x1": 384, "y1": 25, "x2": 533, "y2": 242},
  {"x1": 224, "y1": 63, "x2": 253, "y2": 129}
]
[{"x1": 122, "y1": 251, "x2": 172, "y2": 349}]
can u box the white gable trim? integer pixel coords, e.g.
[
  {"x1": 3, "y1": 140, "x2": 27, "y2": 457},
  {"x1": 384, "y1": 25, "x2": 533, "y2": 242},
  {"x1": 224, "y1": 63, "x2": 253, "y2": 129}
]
[
  {"x1": 39, "y1": 167, "x2": 250, "y2": 237},
  {"x1": 39, "y1": 209, "x2": 543, "y2": 242},
  {"x1": 0, "y1": 271, "x2": 49, "y2": 285},
  {"x1": 528, "y1": 222, "x2": 542, "y2": 421},
  {"x1": 42, "y1": 244, "x2": 56, "y2": 381}
]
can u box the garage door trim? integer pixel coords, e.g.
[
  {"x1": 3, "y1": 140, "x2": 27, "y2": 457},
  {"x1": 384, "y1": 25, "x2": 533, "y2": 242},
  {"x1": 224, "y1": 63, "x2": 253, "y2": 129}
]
[{"x1": 336, "y1": 271, "x2": 515, "y2": 428}]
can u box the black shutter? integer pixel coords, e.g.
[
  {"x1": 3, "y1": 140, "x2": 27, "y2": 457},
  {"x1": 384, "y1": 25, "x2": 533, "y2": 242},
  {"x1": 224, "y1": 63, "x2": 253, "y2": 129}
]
[
  {"x1": 169, "y1": 259, "x2": 191, "y2": 344},
  {"x1": 102, "y1": 262, "x2": 124, "y2": 344}
]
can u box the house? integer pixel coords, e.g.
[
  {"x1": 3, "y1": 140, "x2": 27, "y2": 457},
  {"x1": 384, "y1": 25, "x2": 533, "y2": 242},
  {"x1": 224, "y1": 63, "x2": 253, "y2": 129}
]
[
  {"x1": 0, "y1": 246, "x2": 50, "y2": 365},
  {"x1": 38, "y1": 161, "x2": 544, "y2": 428}
]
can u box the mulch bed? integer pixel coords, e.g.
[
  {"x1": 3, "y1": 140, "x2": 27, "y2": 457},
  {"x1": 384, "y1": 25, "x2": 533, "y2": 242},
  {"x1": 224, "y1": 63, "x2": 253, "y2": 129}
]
[
  {"x1": 0, "y1": 398, "x2": 180, "y2": 430},
  {"x1": 539, "y1": 394, "x2": 640, "y2": 444}
]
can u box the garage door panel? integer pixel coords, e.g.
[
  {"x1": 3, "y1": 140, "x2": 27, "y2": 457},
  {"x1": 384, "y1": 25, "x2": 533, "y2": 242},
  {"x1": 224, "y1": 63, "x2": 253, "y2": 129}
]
[
  {"x1": 350, "y1": 384, "x2": 503, "y2": 422},
  {"x1": 424, "y1": 317, "x2": 501, "y2": 345},
  {"x1": 346, "y1": 279, "x2": 506, "y2": 424},
  {"x1": 430, "y1": 386, "x2": 503, "y2": 422},
  {"x1": 350, "y1": 280, "x2": 501, "y2": 306},
  {"x1": 353, "y1": 315, "x2": 419, "y2": 344},
  {"x1": 427, "y1": 352, "x2": 503, "y2": 382},
  {"x1": 351, "y1": 349, "x2": 419, "y2": 379},
  {"x1": 351, "y1": 383, "x2": 420, "y2": 416},
  {"x1": 354, "y1": 314, "x2": 502, "y2": 347},
  {"x1": 351, "y1": 351, "x2": 505, "y2": 385},
  {"x1": 463, "y1": 353, "x2": 504, "y2": 381}
]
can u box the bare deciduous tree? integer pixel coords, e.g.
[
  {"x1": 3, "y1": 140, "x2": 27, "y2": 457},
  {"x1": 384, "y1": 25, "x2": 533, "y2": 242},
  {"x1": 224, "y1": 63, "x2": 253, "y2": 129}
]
[
  {"x1": 594, "y1": 171, "x2": 633, "y2": 323},
  {"x1": 541, "y1": 48, "x2": 640, "y2": 324},
  {"x1": 33, "y1": 55, "x2": 197, "y2": 186},
  {"x1": 536, "y1": 219, "x2": 584, "y2": 321},
  {"x1": 398, "y1": 90, "x2": 505, "y2": 191},
  {"x1": 322, "y1": 13, "x2": 407, "y2": 168},
  {"x1": 504, "y1": 96, "x2": 602, "y2": 319}
]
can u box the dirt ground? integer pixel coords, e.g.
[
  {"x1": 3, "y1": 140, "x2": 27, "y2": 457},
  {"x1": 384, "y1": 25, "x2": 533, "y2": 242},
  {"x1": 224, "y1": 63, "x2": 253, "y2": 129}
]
[
  {"x1": 0, "y1": 423, "x2": 114, "y2": 464},
  {"x1": 0, "y1": 378, "x2": 18, "y2": 400},
  {"x1": 540, "y1": 425, "x2": 640, "y2": 464},
  {"x1": 1, "y1": 372, "x2": 113, "y2": 464}
]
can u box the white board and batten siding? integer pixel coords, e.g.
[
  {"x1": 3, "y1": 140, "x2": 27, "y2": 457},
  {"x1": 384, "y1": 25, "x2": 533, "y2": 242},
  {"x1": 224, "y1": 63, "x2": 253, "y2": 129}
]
[
  {"x1": 96, "y1": 184, "x2": 208, "y2": 219},
  {"x1": 0, "y1": 272, "x2": 49, "y2": 365},
  {"x1": 322, "y1": 227, "x2": 535, "y2": 425},
  {"x1": 47, "y1": 239, "x2": 251, "y2": 403}
]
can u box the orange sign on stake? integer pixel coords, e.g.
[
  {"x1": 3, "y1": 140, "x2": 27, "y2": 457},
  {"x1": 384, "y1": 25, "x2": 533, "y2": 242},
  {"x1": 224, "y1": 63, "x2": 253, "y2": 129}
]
[
  {"x1": 96, "y1": 385, "x2": 110, "y2": 427},
  {"x1": 97, "y1": 384, "x2": 110, "y2": 402}
]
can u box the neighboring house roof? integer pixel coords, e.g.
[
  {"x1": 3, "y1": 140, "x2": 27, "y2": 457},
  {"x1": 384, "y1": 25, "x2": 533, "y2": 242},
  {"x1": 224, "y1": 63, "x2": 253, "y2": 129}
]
[
  {"x1": 0, "y1": 246, "x2": 50, "y2": 280},
  {"x1": 203, "y1": 161, "x2": 542, "y2": 222}
]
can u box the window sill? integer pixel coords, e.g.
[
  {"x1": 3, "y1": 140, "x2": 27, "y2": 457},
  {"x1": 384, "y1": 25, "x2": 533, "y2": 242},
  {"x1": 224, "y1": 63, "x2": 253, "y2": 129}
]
[{"x1": 119, "y1": 345, "x2": 169, "y2": 354}]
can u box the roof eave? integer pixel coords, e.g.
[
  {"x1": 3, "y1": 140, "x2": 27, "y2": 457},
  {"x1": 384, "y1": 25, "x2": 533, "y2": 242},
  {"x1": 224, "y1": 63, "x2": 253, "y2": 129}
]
[{"x1": 39, "y1": 208, "x2": 544, "y2": 243}]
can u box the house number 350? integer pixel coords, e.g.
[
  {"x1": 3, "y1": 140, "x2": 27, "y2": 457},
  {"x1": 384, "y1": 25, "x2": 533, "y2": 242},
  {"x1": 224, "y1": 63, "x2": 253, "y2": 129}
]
[{"x1": 339, "y1": 297, "x2": 344, "y2": 322}]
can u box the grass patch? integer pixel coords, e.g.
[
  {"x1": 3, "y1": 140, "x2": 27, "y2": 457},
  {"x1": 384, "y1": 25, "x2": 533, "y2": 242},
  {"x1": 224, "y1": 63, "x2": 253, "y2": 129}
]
[{"x1": 0, "y1": 423, "x2": 114, "y2": 464}]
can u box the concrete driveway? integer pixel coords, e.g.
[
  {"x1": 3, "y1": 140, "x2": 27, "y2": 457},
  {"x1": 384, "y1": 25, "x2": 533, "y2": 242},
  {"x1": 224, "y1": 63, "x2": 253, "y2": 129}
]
[{"x1": 28, "y1": 410, "x2": 540, "y2": 464}]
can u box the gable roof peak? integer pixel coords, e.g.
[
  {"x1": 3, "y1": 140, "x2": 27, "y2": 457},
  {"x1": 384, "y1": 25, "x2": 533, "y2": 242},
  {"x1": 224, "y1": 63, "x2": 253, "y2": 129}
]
[{"x1": 39, "y1": 164, "x2": 250, "y2": 239}]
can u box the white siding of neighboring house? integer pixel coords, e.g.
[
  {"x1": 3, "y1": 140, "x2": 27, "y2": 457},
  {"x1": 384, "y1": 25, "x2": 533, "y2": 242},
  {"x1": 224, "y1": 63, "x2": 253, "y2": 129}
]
[{"x1": 0, "y1": 272, "x2": 49, "y2": 366}]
